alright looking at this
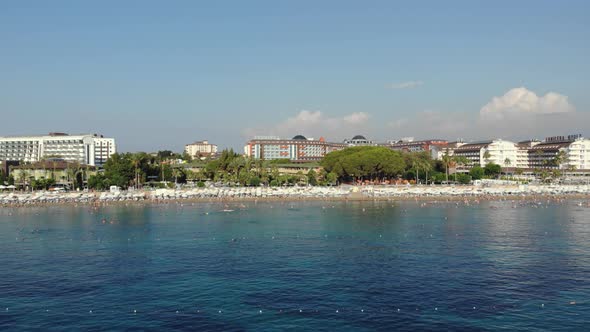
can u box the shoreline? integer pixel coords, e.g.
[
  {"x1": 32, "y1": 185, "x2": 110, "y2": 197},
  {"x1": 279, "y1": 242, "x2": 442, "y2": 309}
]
[{"x1": 1, "y1": 185, "x2": 590, "y2": 208}]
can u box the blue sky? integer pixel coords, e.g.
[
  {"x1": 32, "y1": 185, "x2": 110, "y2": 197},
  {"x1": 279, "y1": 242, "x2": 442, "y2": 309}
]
[{"x1": 1, "y1": 1, "x2": 589, "y2": 151}]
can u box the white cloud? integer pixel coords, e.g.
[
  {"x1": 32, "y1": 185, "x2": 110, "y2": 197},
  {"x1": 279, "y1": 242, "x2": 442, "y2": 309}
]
[
  {"x1": 243, "y1": 87, "x2": 582, "y2": 146},
  {"x1": 390, "y1": 81, "x2": 424, "y2": 89},
  {"x1": 387, "y1": 118, "x2": 408, "y2": 129},
  {"x1": 243, "y1": 110, "x2": 371, "y2": 141},
  {"x1": 343, "y1": 112, "x2": 370, "y2": 124},
  {"x1": 384, "y1": 87, "x2": 582, "y2": 142},
  {"x1": 479, "y1": 87, "x2": 575, "y2": 120}
]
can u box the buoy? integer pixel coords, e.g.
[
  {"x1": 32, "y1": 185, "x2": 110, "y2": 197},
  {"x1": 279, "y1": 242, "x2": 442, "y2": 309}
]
[
  {"x1": 361, "y1": 309, "x2": 364, "y2": 312},
  {"x1": 299, "y1": 309, "x2": 302, "y2": 313},
  {"x1": 133, "y1": 309, "x2": 137, "y2": 313},
  {"x1": 435, "y1": 308, "x2": 438, "y2": 311},
  {"x1": 541, "y1": 304, "x2": 544, "y2": 307},
  {"x1": 397, "y1": 308, "x2": 400, "y2": 312},
  {"x1": 259, "y1": 310, "x2": 262, "y2": 313},
  {"x1": 336, "y1": 310, "x2": 339, "y2": 313},
  {"x1": 89, "y1": 310, "x2": 93, "y2": 313}
]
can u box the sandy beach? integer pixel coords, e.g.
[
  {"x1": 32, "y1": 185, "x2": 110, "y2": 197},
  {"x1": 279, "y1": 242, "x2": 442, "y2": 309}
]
[{"x1": 1, "y1": 184, "x2": 590, "y2": 207}]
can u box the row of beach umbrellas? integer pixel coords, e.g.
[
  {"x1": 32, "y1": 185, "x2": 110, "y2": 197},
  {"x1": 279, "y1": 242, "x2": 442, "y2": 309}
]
[{"x1": 0, "y1": 185, "x2": 16, "y2": 190}]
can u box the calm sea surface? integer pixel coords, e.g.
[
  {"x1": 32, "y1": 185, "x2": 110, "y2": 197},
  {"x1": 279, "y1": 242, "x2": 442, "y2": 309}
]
[{"x1": 1, "y1": 200, "x2": 589, "y2": 331}]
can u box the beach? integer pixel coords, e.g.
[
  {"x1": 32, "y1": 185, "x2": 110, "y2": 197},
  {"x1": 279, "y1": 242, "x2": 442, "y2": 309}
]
[{"x1": 1, "y1": 184, "x2": 590, "y2": 207}]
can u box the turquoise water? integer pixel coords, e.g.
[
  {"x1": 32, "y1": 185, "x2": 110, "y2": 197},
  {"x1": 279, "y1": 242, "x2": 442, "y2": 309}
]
[{"x1": 1, "y1": 200, "x2": 589, "y2": 331}]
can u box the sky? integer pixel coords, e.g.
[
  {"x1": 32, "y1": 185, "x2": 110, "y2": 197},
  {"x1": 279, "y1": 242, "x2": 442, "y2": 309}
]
[{"x1": 1, "y1": 0, "x2": 589, "y2": 152}]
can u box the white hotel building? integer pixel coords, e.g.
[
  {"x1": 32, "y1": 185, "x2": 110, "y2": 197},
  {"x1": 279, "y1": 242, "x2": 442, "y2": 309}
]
[
  {"x1": 185, "y1": 140, "x2": 218, "y2": 157},
  {"x1": 453, "y1": 139, "x2": 518, "y2": 168},
  {"x1": 0, "y1": 133, "x2": 116, "y2": 166}
]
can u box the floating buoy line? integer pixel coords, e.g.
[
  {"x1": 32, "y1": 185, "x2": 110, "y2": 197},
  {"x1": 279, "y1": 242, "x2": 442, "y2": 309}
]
[{"x1": 0, "y1": 301, "x2": 584, "y2": 318}]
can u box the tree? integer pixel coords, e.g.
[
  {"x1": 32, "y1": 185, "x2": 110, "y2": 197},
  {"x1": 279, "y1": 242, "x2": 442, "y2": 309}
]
[
  {"x1": 322, "y1": 146, "x2": 405, "y2": 183},
  {"x1": 130, "y1": 153, "x2": 148, "y2": 188},
  {"x1": 483, "y1": 150, "x2": 492, "y2": 163},
  {"x1": 504, "y1": 158, "x2": 511, "y2": 167},
  {"x1": 326, "y1": 172, "x2": 338, "y2": 185},
  {"x1": 441, "y1": 153, "x2": 453, "y2": 183},
  {"x1": 307, "y1": 169, "x2": 318, "y2": 186},
  {"x1": 181, "y1": 151, "x2": 193, "y2": 162},
  {"x1": 553, "y1": 150, "x2": 568, "y2": 169},
  {"x1": 156, "y1": 150, "x2": 175, "y2": 160},
  {"x1": 420, "y1": 159, "x2": 434, "y2": 185},
  {"x1": 456, "y1": 173, "x2": 471, "y2": 184},
  {"x1": 103, "y1": 153, "x2": 134, "y2": 188},
  {"x1": 469, "y1": 166, "x2": 485, "y2": 180},
  {"x1": 248, "y1": 176, "x2": 261, "y2": 187},
  {"x1": 88, "y1": 173, "x2": 109, "y2": 190},
  {"x1": 484, "y1": 163, "x2": 502, "y2": 178},
  {"x1": 452, "y1": 156, "x2": 470, "y2": 182}
]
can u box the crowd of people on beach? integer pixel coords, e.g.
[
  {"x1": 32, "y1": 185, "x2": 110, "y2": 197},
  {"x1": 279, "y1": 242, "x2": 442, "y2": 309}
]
[{"x1": 1, "y1": 184, "x2": 590, "y2": 207}]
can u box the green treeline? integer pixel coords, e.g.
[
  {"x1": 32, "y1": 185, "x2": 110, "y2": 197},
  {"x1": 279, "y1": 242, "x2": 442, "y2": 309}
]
[{"x1": 87, "y1": 147, "x2": 506, "y2": 189}]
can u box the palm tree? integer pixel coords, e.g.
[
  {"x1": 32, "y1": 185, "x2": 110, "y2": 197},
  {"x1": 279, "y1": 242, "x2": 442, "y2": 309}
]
[
  {"x1": 411, "y1": 158, "x2": 421, "y2": 184},
  {"x1": 453, "y1": 156, "x2": 470, "y2": 182},
  {"x1": 534, "y1": 149, "x2": 544, "y2": 168},
  {"x1": 483, "y1": 150, "x2": 492, "y2": 164},
  {"x1": 172, "y1": 167, "x2": 183, "y2": 185},
  {"x1": 565, "y1": 164, "x2": 576, "y2": 181},
  {"x1": 441, "y1": 153, "x2": 453, "y2": 183},
  {"x1": 66, "y1": 165, "x2": 77, "y2": 190},
  {"x1": 553, "y1": 150, "x2": 568, "y2": 169},
  {"x1": 504, "y1": 158, "x2": 511, "y2": 167},
  {"x1": 130, "y1": 153, "x2": 146, "y2": 189},
  {"x1": 422, "y1": 159, "x2": 433, "y2": 185}
]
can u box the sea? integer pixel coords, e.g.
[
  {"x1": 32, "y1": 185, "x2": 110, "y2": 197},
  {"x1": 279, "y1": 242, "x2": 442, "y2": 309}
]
[{"x1": 1, "y1": 199, "x2": 589, "y2": 331}]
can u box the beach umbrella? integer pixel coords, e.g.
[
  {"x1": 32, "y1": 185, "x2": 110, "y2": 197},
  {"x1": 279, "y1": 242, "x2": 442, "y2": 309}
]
[
  {"x1": 0, "y1": 185, "x2": 6, "y2": 190},
  {"x1": 7, "y1": 185, "x2": 16, "y2": 191}
]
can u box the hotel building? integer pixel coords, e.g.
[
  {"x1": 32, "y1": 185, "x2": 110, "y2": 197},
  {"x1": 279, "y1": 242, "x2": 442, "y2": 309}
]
[
  {"x1": 384, "y1": 138, "x2": 449, "y2": 153},
  {"x1": 244, "y1": 135, "x2": 346, "y2": 162},
  {"x1": 0, "y1": 133, "x2": 116, "y2": 167},
  {"x1": 430, "y1": 141, "x2": 465, "y2": 160},
  {"x1": 527, "y1": 135, "x2": 590, "y2": 170},
  {"x1": 453, "y1": 139, "x2": 518, "y2": 168},
  {"x1": 185, "y1": 140, "x2": 218, "y2": 157},
  {"x1": 343, "y1": 135, "x2": 375, "y2": 146}
]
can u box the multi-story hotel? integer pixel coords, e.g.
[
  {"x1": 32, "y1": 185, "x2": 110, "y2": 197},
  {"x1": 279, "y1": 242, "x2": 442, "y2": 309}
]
[
  {"x1": 343, "y1": 135, "x2": 375, "y2": 146},
  {"x1": 185, "y1": 140, "x2": 218, "y2": 158},
  {"x1": 430, "y1": 141, "x2": 465, "y2": 160},
  {"x1": 244, "y1": 135, "x2": 346, "y2": 162},
  {"x1": 453, "y1": 139, "x2": 518, "y2": 168},
  {"x1": 384, "y1": 138, "x2": 448, "y2": 153},
  {"x1": 516, "y1": 140, "x2": 541, "y2": 168},
  {"x1": 527, "y1": 135, "x2": 590, "y2": 170},
  {"x1": 0, "y1": 133, "x2": 116, "y2": 166},
  {"x1": 433, "y1": 134, "x2": 590, "y2": 172}
]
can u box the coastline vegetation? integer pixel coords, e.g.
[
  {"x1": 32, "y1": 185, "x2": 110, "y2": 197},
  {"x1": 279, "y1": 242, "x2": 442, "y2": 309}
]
[{"x1": 83, "y1": 147, "x2": 513, "y2": 190}]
